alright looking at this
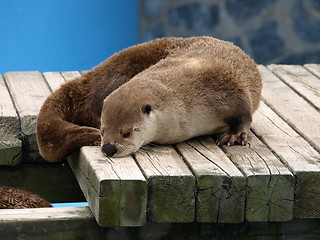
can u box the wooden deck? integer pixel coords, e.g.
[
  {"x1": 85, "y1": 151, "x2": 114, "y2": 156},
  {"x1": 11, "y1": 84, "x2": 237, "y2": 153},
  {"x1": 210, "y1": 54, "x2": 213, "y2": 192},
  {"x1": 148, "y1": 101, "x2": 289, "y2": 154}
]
[{"x1": 1, "y1": 64, "x2": 320, "y2": 228}]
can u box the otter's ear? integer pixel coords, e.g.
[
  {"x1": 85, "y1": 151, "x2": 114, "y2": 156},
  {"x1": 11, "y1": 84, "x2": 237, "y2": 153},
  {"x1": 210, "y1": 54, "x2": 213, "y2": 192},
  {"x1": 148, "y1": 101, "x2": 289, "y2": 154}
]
[{"x1": 141, "y1": 104, "x2": 152, "y2": 114}]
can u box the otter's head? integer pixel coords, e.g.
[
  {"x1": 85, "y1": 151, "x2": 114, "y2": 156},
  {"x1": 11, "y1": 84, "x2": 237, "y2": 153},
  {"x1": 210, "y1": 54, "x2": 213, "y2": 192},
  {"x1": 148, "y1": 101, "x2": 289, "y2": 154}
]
[{"x1": 100, "y1": 90, "x2": 156, "y2": 158}]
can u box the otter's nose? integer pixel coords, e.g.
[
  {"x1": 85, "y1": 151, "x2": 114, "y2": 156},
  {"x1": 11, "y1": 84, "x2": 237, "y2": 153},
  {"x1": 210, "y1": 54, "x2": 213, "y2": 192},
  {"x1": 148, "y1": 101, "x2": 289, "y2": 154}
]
[{"x1": 102, "y1": 144, "x2": 117, "y2": 157}]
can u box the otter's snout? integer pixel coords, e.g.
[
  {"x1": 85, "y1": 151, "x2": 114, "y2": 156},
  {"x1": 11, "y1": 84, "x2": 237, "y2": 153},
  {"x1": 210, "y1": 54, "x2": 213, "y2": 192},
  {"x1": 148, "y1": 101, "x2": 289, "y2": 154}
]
[{"x1": 102, "y1": 144, "x2": 117, "y2": 157}]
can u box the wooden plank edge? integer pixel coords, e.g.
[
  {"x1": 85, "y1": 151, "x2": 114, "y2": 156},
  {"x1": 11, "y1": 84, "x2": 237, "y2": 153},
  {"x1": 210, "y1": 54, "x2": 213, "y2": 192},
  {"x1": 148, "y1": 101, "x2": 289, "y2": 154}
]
[
  {"x1": 68, "y1": 149, "x2": 147, "y2": 227},
  {"x1": 221, "y1": 134, "x2": 294, "y2": 222},
  {"x1": 134, "y1": 146, "x2": 196, "y2": 223},
  {"x1": 0, "y1": 75, "x2": 22, "y2": 165},
  {"x1": 251, "y1": 101, "x2": 320, "y2": 218},
  {"x1": 175, "y1": 138, "x2": 246, "y2": 223}
]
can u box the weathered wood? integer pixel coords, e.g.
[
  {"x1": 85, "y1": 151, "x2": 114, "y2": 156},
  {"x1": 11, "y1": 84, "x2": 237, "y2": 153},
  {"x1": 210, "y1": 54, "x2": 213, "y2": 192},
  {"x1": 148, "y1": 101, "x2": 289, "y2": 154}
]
[
  {"x1": 176, "y1": 137, "x2": 245, "y2": 223},
  {"x1": 259, "y1": 65, "x2": 320, "y2": 152},
  {"x1": 135, "y1": 145, "x2": 195, "y2": 222},
  {"x1": 43, "y1": 72, "x2": 66, "y2": 92},
  {"x1": 81, "y1": 70, "x2": 90, "y2": 74},
  {"x1": 61, "y1": 71, "x2": 81, "y2": 81},
  {"x1": 2, "y1": 66, "x2": 320, "y2": 226},
  {"x1": 3, "y1": 72, "x2": 51, "y2": 162},
  {"x1": 1, "y1": 212, "x2": 320, "y2": 239},
  {"x1": 221, "y1": 133, "x2": 294, "y2": 222},
  {"x1": 268, "y1": 64, "x2": 320, "y2": 110},
  {"x1": 68, "y1": 146, "x2": 147, "y2": 227},
  {"x1": 0, "y1": 206, "x2": 92, "y2": 222},
  {"x1": 304, "y1": 64, "x2": 320, "y2": 78},
  {"x1": 0, "y1": 163, "x2": 85, "y2": 203},
  {"x1": 0, "y1": 206, "x2": 102, "y2": 239},
  {"x1": 252, "y1": 101, "x2": 320, "y2": 218},
  {"x1": 0, "y1": 75, "x2": 22, "y2": 165}
]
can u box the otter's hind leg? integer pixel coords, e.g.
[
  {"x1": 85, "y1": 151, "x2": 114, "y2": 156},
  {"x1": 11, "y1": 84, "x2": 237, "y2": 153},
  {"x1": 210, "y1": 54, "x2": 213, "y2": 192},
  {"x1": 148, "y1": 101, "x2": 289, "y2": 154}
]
[{"x1": 216, "y1": 114, "x2": 252, "y2": 146}]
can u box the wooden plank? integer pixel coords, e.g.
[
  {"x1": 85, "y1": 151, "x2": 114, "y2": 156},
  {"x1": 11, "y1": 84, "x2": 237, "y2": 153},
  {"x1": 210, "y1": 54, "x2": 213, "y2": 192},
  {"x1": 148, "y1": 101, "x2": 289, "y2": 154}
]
[
  {"x1": 135, "y1": 146, "x2": 195, "y2": 222},
  {"x1": 176, "y1": 137, "x2": 245, "y2": 223},
  {"x1": 61, "y1": 71, "x2": 81, "y2": 81},
  {"x1": 222, "y1": 133, "x2": 294, "y2": 222},
  {"x1": 0, "y1": 75, "x2": 22, "y2": 165},
  {"x1": 0, "y1": 163, "x2": 85, "y2": 203},
  {"x1": 43, "y1": 72, "x2": 66, "y2": 92},
  {"x1": 0, "y1": 206, "x2": 101, "y2": 239},
  {"x1": 0, "y1": 206, "x2": 92, "y2": 222},
  {"x1": 304, "y1": 64, "x2": 320, "y2": 78},
  {"x1": 4, "y1": 72, "x2": 51, "y2": 162},
  {"x1": 1, "y1": 211, "x2": 320, "y2": 239},
  {"x1": 68, "y1": 146, "x2": 147, "y2": 227},
  {"x1": 268, "y1": 64, "x2": 320, "y2": 110},
  {"x1": 259, "y1": 65, "x2": 320, "y2": 152},
  {"x1": 81, "y1": 70, "x2": 90, "y2": 75},
  {"x1": 252, "y1": 101, "x2": 320, "y2": 218}
]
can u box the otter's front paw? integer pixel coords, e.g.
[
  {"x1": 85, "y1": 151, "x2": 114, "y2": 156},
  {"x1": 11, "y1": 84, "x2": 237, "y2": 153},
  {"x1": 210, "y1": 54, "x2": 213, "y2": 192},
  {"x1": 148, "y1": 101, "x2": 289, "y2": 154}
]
[{"x1": 216, "y1": 132, "x2": 248, "y2": 146}]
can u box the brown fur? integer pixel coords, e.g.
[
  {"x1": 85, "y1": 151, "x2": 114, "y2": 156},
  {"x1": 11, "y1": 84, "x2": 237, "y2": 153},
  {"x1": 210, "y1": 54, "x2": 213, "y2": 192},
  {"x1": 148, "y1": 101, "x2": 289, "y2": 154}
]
[
  {"x1": 0, "y1": 187, "x2": 51, "y2": 209},
  {"x1": 37, "y1": 37, "x2": 262, "y2": 162}
]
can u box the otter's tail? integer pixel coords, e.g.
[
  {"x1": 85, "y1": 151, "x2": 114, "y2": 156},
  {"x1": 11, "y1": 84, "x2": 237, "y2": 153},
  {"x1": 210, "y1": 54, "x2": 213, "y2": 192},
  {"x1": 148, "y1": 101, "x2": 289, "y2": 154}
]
[{"x1": 36, "y1": 83, "x2": 100, "y2": 162}]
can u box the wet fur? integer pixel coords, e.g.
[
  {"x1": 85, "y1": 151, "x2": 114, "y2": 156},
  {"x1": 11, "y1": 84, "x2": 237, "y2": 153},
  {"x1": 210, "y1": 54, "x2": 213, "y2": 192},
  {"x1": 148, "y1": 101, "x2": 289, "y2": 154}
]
[{"x1": 37, "y1": 37, "x2": 262, "y2": 162}]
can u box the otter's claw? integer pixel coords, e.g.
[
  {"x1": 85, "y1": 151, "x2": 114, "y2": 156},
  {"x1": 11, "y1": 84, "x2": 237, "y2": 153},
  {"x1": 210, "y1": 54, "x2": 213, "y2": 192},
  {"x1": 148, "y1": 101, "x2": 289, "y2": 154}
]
[{"x1": 216, "y1": 132, "x2": 248, "y2": 146}]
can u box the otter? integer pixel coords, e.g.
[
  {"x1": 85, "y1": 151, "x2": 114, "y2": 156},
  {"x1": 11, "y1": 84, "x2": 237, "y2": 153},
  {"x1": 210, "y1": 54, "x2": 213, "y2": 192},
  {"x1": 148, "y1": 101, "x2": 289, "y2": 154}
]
[
  {"x1": 0, "y1": 187, "x2": 51, "y2": 209},
  {"x1": 37, "y1": 37, "x2": 262, "y2": 162}
]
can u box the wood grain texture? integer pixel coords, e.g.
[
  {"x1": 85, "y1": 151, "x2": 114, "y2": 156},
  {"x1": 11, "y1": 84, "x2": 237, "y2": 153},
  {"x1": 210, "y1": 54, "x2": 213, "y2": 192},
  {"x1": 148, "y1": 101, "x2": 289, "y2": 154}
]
[
  {"x1": 61, "y1": 71, "x2": 82, "y2": 81},
  {"x1": 304, "y1": 64, "x2": 320, "y2": 79},
  {"x1": 176, "y1": 137, "x2": 245, "y2": 223},
  {"x1": 4, "y1": 72, "x2": 51, "y2": 162},
  {"x1": 2, "y1": 212, "x2": 320, "y2": 239},
  {"x1": 0, "y1": 75, "x2": 22, "y2": 165},
  {"x1": 268, "y1": 64, "x2": 320, "y2": 110},
  {"x1": 222, "y1": 133, "x2": 294, "y2": 222},
  {"x1": 43, "y1": 72, "x2": 66, "y2": 92},
  {"x1": 0, "y1": 206, "x2": 92, "y2": 221},
  {"x1": 135, "y1": 145, "x2": 195, "y2": 222},
  {"x1": 259, "y1": 65, "x2": 320, "y2": 152},
  {"x1": 0, "y1": 206, "x2": 102, "y2": 239},
  {"x1": 68, "y1": 146, "x2": 147, "y2": 227},
  {"x1": 252, "y1": 101, "x2": 320, "y2": 218}
]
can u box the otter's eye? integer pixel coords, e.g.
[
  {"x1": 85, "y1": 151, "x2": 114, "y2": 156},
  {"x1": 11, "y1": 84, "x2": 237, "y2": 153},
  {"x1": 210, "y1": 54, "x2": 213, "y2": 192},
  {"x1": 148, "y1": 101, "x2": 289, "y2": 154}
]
[{"x1": 122, "y1": 131, "x2": 131, "y2": 138}]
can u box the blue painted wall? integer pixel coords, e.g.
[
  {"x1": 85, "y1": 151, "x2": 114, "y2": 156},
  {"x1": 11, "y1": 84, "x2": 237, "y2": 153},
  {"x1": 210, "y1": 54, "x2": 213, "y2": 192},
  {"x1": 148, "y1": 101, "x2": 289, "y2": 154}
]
[{"x1": 0, "y1": 0, "x2": 138, "y2": 74}]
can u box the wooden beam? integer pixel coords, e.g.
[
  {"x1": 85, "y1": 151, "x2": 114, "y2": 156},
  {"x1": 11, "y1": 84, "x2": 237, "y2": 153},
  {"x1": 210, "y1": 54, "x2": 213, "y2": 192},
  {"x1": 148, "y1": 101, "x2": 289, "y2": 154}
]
[
  {"x1": 222, "y1": 133, "x2": 294, "y2": 222},
  {"x1": 0, "y1": 207, "x2": 100, "y2": 238},
  {"x1": 3, "y1": 72, "x2": 51, "y2": 162},
  {"x1": 252, "y1": 101, "x2": 320, "y2": 218},
  {"x1": 304, "y1": 64, "x2": 320, "y2": 79},
  {"x1": 260, "y1": 65, "x2": 320, "y2": 152},
  {"x1": 0, "y1": 75, "x2": 22, "y2": 165},
  {"x1": 1, "y1": 208, "x2": 320, "y2": 239},
  {"x1": 68, "y1": 146, "x2": 147, "y2": 227},
  {"x1": 268, "y1": 64, "x2": 320, "y2": 110},
  {"x1": 176, "y1": 137, "x2": 245, "y2": 223},
  {"x1": 61, "y1": 71, "x2": 82, "y2": 81},
  {"x1": 43, "y1": 72, "x2": 66, "y2": 92},
  {"x1": 135, "y1": 145, "x2": 195, "y2": 222}
]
